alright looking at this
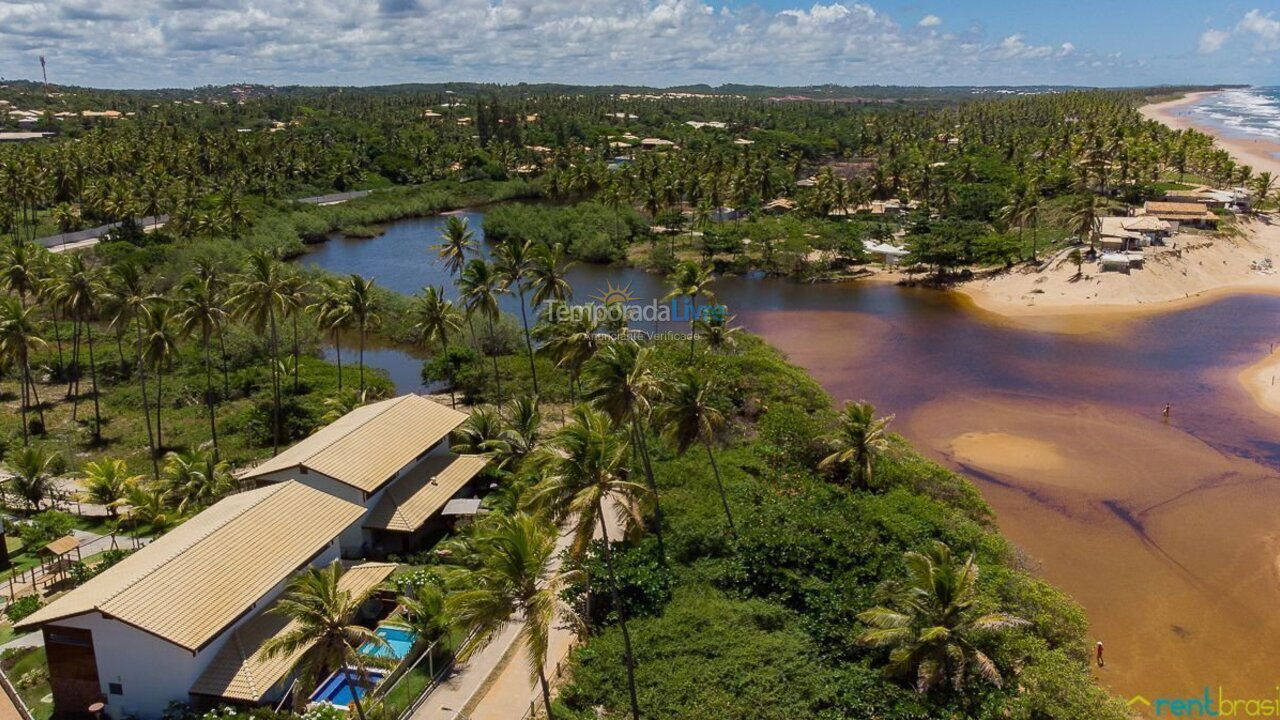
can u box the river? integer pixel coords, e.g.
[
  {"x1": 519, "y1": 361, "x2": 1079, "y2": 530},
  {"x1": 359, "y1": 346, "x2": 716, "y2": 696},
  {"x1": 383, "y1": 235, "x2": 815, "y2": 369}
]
[{"x1": 296, "y1": 210, "x2": 1280, "y2": 706}]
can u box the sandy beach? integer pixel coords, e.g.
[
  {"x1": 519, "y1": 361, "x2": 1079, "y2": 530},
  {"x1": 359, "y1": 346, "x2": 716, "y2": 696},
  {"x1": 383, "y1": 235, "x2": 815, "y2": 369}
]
[
  {"x1": 1238, "y1": 346, "x2": 1280, "y2": 416},
  {"x1": 953, "y1": 90, "x2": 1280, "y2": 332},
  {"x1": 957, "y1": 218, "x2": 1280, "y2": 332}
]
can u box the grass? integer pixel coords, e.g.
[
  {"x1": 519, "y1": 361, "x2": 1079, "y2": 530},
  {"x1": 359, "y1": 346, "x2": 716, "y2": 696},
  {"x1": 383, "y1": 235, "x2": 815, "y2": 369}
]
[
  {"x1": 2, "y1": 646, "x2": 52, "y2": 720},
  {"x1": 0, "y1": 320, "x2": 394, "y2": 478}
]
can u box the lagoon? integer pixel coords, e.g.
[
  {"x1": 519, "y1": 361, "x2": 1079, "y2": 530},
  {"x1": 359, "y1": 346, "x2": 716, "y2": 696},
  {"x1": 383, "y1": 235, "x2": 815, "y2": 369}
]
[{"x1": 294, "y1": 210, "x2": 1280, "y2": 702}]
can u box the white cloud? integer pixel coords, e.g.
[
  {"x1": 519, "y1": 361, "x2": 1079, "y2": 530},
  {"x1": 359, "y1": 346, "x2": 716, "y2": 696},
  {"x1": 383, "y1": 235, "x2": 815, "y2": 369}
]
[
  {"x1": 0, "y1": 0, "x2": 1114, "y2": 88},
  {"x1": 1198, "y1": 28, "x2": 1230, "y2": 54},
  {"x1": 1238, "y1": 9, "x2": 1280, "y2": 50}
]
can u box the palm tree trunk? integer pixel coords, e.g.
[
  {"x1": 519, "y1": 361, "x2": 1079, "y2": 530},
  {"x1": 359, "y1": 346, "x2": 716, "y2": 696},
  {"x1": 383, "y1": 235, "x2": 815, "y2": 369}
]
[
  {"x1": 155, "y1": 365, "x2": 164, "y2": 451},
  {"x1": 631, "y1": 419, "x2": 666, "y2": 567},
  {"x1": 596, "y1": 501, "x2": 642, "y2": 720},
  {"x1": 86, "y1": 320, "x2": 101, "y2": 443},
  {"x1": 204, "y1": 334, "x2": 220, "y2": 460},
  {"x1": 218, "y1": 324, "x2": 230, "y2": 397},
  {"x1": 487, "y1": 315, "x2": 503, "y2": 404},
  {"x1": 18, "y1": 352, "x2": 29, "y2": 446},
  {"x1": 270, "y1": 310, "x2": 282, "y2": 455},
  {"x1": 332, "y1": 330, "x2": 343, "y2": 391},
  {"x1": 291, "y1": 313, "x2": 300, "y2": 393},
  {"x1": 704, "y1": 440, "x2": 737, "y2": 540},
  {"x1": 134, "y1": 318, "x2": 159, "y2": 481},
  {"x1": 539, "y1": 667, "x2": 555, "y2": 720},
  {"x1": 517, "y1": 286, "x2": 540, "y2": 399},
  {"x1": 358, "y1": 320, "x2": 366, "y2": 395}
]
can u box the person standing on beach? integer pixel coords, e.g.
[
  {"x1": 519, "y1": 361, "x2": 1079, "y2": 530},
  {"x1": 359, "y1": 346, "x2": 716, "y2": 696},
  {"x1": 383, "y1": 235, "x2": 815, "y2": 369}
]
[{"x1": 1096, "y1": 641, "x2": 1105, "y2": 668}]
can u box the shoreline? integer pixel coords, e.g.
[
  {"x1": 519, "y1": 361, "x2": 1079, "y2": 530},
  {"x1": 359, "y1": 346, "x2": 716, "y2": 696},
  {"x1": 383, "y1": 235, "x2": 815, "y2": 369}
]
[
  {"x1": 1238, "y1": 346, "x2": 1280, "y2": 417},
  {"x1": 951, "y1": 90, "x2": 1280, "y2": 329},
  {"x1": 1139, "y1": 90, "x2": 1280, "y2": 178}
]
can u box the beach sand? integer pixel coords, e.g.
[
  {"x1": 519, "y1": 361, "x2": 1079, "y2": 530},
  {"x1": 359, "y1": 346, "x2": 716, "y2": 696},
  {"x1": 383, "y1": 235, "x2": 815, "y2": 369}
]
[
  {"x1": 907, "y1": 392, "x2": 1280, "y2": 701},
  {"x1": 1238, "y1": 346, "x2": 1280, "y2": 416},
  {"x1": 958, "y1": 219, "x2": 1280, "y2": 328},
  {"x1": 953, "y1": 91, "x2": 1280, "y2": 330}
]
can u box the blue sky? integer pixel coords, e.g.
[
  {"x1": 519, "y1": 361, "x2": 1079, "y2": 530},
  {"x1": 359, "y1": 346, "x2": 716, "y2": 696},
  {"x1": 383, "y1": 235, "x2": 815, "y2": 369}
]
[{"x1": 0, "y1": 0, "x2": 1276, "y2": 89}]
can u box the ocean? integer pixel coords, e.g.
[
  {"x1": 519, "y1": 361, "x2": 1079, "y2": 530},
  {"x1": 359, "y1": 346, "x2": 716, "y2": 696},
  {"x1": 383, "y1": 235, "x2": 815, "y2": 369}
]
[{"x1": 1185, "y1": 87, "x2": 1280, "y2": 140}]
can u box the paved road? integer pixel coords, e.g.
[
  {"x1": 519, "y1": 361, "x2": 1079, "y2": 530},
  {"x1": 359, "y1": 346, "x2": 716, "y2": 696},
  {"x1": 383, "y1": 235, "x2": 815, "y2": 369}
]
[{"x1": 34, "y1": 189, "x2": 374, "y2": 252}]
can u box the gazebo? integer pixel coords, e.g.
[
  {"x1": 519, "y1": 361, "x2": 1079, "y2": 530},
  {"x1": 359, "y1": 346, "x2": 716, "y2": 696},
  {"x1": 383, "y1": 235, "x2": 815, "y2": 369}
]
[{"x1": 39, "y1": 535, "x2": 82, "y2": 585}]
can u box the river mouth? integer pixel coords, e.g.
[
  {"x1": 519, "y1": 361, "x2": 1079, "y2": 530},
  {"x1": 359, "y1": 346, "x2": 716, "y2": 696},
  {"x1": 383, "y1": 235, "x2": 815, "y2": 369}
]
[{"x1": 294, "y1": 210, "x2": 1280, "y2": 702}]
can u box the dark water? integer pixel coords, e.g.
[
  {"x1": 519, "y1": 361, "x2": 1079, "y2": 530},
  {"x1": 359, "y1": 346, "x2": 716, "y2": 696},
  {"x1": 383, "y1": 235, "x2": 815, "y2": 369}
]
[{"x1": 295, "y1": 210, "x2": 1280, "y2": 464}]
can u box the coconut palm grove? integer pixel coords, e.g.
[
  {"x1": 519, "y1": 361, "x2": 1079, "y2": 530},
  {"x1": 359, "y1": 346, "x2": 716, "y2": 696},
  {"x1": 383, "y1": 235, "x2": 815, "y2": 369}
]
[{"x1": 0, "y1": 75, "x2": 1272, "y2": 720}]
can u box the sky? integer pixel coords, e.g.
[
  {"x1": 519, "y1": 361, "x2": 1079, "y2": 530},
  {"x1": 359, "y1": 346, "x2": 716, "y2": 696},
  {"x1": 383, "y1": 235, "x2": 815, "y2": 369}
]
[{"x1": 0, "y1": 0, "x2": 1277, "y2": 89}]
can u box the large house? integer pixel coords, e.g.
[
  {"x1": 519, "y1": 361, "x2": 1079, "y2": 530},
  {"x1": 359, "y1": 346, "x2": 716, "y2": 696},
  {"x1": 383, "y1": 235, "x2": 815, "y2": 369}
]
[
  {"x1": 241, "y1": 394, "x2": 487, "y2": 557},
  {"x1": 17, "y1": 395, "x2": 488, "y2": 719}
]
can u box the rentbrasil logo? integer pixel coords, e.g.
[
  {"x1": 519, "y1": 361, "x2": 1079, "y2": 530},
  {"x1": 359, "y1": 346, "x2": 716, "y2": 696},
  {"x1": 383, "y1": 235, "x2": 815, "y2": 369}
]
[{"x1": 1129, "y1": 688, "x2": 1280, "y2": 717}]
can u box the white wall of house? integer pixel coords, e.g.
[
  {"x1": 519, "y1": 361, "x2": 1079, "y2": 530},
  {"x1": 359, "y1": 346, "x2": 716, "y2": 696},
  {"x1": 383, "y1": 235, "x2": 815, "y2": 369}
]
[{"x1": 48, "y1": 540, "x2": 344, "y2": 719}]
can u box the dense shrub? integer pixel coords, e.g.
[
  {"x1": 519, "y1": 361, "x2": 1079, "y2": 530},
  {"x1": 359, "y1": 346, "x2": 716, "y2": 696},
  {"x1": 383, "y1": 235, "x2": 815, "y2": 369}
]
[{"x1": 4, "y1": 595, "x2": 41, "y2": 623}]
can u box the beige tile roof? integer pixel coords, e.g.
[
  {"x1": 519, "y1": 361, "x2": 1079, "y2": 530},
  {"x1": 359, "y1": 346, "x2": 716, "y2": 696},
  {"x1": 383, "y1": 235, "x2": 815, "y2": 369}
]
[
  {"x1": 42, "y1": 535, "x2": 79, "y2": 556},
  {"x1": 16, "y1": 482, "x2": 365, "y2": 650},
  {"x1": 364, "y1": 455, "x2": 489, "y2": 533},
  {"x1": 244, "y1": 395, "x2": 469, "y2": 494},
  {"x1": 189, "y1": 562, "x2": 397, "y2": 701}
]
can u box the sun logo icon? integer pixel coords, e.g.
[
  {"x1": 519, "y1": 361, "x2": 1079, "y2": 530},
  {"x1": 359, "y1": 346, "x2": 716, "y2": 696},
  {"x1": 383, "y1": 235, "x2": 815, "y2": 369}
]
[{"x1": 591, "y1": 281, "x2": 636, "y2": 307}]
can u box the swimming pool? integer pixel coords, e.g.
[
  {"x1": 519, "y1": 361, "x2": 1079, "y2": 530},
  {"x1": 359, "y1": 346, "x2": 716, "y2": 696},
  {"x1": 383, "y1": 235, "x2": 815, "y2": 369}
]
[
  {"x1": 308, "y1": 668, "x2": 387, "y2": 708},
  {"x1": 359, "y1": 625, "x2": 416, "y2": 661}
]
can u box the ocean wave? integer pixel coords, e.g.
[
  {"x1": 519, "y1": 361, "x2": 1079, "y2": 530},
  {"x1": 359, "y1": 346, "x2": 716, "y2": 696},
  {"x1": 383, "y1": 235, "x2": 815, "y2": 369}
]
[{"x1": 1191, "y1": 88, "x2": 1280, "y2": 140}]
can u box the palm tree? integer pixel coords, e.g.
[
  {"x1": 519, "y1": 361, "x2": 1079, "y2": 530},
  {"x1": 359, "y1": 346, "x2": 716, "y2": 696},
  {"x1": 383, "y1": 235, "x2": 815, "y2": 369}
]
[
  {"x1": 281, "y1": 272, "x2": 311, "y2": 393},
  {"x1": 857, "y1": 541, "x2": 1027, "y2": 694},
  {"x1": 819, "y1": 401, "x2": 894, "y2": 490},
  {"x1": 176, "y1": 276, "x2": 228, "y2": 459},
  {"x1": 536, "y1": 310, "x2": 609, "y2": 406},
  {"x1": 525, "y1": 407, "x2": 650, "y2": 720},
  {"x1": 55, "y1": 254, "x2": 104, "y2": 442},
  {"x1": 584, "y1": 339, "x2": 667, "y2": 565},
  {"x1": 121, "y1": 482, "x2": 174, "y2": 535},
  {"x1": 6, "y1": 445, "x2": 60, "y2": 511},
  {"x1": 528, "y1": 243, "x2": 575, "y2": 310},
  {"x1": 230, "y1": 251, "x2": 288, "y2": 454},
  {"x1": 458, "y1": 259, "x2": 504, "y2": 403},
  {"x1": 106, "y1": 263, "x2": 160, "y2": 479},
  {"x1": 450, "y1": 405, "x2": 514, "y2": 463},
  {"x1": 494, "y1": 239, "x2": 541, "y2": 399},
  {"x1": 141, "y1": 305, "x2": 179, "y2": 452},
  {"x1": 261, "y1": 562, "x2": 390, "y2": 720},
  {"x1": 410, "y1": 286, "x2": 464, "y2": 407},
  {"x1": 1068, "y1": 193, "x2": 1101, "y2": 250},
  {"x1": 0, "y1": 296, "x2": 46, "y2": 445},
  {"x1": 1253, "y1": 171, "x2": 1275, "y2": 210},
  {"x1": 161, "y1": 448, "x2": 233, "y2": 513},
  {"x1": 387, "y1": 580, "x2": 450, "y2": 647},
  {"x1": 656, "y1": 371, "x2": 736, "y2": 540},
  {"x1": 434, "y1": 215, "x2": 476, "y2": 281},
  {"x1": 663, "y1": 261, "x2": 716, "y2": 360},
  {"x1": 310, "y1": 284, "x2": 353, "y2": 392},
  {"x1": 345, "y1": 274, "x2": 381, "y2": 396},
  {"x1": 693, "y1": 313, "x2": 740, "y2": 352},
  {"x1": 81, "y1": 459, "x2": 138, "y2": 518},
  {"x1": 446, "y1": 512, "x2": 569, "y2": 719},
  {"x1": 1, "y1": 241, "x2": 41, "y2": 306}
]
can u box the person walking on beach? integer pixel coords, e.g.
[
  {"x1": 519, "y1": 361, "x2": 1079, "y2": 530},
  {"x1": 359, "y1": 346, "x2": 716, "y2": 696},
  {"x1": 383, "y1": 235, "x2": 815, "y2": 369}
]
[
  {"x1": 1162, "y1": 403, "x2": 1171, "y2": 421},
  {"x1": 1096, "y1": 641, "x2": 1105, "y2": 668}
]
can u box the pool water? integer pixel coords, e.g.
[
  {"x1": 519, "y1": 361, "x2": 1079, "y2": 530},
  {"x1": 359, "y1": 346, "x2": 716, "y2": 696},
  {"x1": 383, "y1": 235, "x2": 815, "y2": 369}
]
[
  {"x1": 309, "y1": 668, "x2": 386, "y2": 707},
  {"x1": 359, "y1": 625, "x2": 416, "y2": 661}
]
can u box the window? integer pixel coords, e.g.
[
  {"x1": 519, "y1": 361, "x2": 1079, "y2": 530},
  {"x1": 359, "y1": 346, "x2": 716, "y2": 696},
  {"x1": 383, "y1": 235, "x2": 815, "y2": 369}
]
[{"x1": 108, "y1": 683, "x2": 123, "y2": 696}]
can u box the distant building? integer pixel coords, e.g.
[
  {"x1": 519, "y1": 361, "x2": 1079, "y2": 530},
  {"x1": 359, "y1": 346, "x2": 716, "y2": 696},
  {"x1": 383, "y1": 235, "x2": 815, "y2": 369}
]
[{"x1": 1140, "y1": 201, "x2": 1219, "y2": 230}]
